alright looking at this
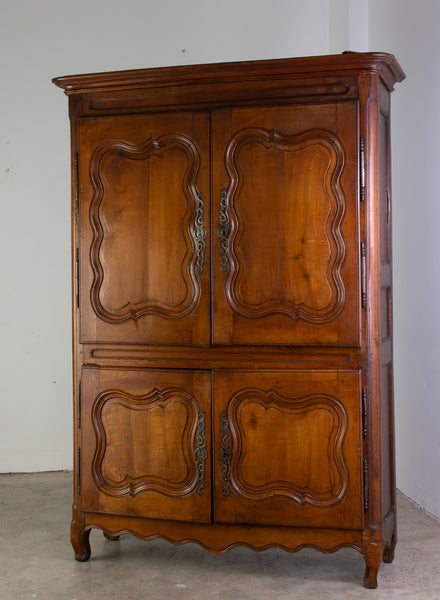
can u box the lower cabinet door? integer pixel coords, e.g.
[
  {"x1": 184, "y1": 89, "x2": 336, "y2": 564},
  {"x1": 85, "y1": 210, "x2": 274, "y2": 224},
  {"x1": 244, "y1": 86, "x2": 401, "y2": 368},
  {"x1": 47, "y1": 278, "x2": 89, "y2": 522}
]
[
  {"x1": 214, "y1": 371, "x2": 362, "y2": 528},
  {"x1": 80, "y1": 368, "x2": 211, "y2": 523}
]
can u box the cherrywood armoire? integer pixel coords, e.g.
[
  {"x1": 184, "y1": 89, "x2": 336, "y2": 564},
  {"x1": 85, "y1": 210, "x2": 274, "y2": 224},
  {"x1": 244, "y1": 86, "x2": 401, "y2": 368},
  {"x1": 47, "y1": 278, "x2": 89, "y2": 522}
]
[{"x1": 53, "y1": 52, "x2": 405, "y2": 588}]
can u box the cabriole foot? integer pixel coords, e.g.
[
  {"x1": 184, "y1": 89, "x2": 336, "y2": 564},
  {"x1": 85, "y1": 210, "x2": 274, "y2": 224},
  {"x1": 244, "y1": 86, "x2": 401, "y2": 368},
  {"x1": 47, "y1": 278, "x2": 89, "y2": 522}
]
[
  {"x1": 363, "y1": 563, "x2": 379, "y2": 589},
  {"x1": 363, "y1": 548, "x2": 382, "y2": 589},
  {"x1": 71, "y1": 522, "x2": 91, "y2": 561},
  {"x1": 383, "y1": 535, "x2": 396, "y2": 564}
]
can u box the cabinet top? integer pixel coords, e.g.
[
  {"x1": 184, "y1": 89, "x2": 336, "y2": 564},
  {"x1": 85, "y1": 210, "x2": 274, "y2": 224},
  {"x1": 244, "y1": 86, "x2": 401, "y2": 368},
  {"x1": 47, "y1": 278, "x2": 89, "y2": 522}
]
[{"x1": 52, "y1": 52, "x2": 405, "y2": 96}]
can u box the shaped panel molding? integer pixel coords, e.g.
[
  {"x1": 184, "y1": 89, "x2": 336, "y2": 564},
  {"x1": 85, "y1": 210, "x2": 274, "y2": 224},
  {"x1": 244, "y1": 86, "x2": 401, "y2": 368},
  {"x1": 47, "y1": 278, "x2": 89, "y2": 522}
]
[
  {"x1": 226, "y1": 388, "x2": 349, "y2": 507},
  {"x1": 222, "y1": 128, "x2": 347, "y2": 324},
  {"x1": 92, "y1": 387, "x2": 206, "y2": 498},
  {"x1": 89, "y1": 134, "x2": 205, "y2": 324}
]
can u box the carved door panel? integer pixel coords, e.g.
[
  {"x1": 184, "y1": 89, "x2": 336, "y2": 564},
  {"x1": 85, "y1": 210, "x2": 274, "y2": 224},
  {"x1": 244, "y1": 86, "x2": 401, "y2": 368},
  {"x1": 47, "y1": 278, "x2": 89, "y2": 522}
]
[
  {"x1": 78, "y1": 112, "x2": 210, "y2": 345},
  {"x1": 214, "y1": 371, "x2": 362, "y2": 528},
  {"x1": 212, "y1": 104, "x2": 359, "y2": 345},
  {"x1": 80, "y1": 368, "x2": 211, "y2": 522}
]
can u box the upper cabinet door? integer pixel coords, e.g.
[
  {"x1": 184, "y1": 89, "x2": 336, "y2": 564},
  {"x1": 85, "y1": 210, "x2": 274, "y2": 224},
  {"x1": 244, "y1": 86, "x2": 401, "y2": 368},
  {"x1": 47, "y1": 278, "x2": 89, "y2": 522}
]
[
  {"x1": 78, "y1": 112, "x2": 210, "y2": 345},
  {"x1": 212, "y1": 103, "x2": 359, "y2": 346}
]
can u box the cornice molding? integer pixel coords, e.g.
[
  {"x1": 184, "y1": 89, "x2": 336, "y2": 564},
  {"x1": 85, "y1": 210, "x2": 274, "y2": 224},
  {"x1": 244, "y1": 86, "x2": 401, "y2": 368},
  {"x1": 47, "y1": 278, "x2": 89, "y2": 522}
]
[{"x1": 52, "y1": 52, "x2": 405, "y2": 96}]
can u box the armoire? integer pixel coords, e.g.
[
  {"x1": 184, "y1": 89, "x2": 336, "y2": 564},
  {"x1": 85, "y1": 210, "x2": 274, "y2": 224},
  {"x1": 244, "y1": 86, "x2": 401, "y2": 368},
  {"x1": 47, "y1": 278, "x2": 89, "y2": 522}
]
[{"x1": 53, "y1": 52, "x2": 405, "y2": 588}]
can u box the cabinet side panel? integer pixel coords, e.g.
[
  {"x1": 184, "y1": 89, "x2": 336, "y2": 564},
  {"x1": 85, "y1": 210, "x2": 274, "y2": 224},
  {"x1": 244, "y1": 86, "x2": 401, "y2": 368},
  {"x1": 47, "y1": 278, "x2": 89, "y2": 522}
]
[{"x1": 378, "y1": 96, "x2": 395, "y2": 526}]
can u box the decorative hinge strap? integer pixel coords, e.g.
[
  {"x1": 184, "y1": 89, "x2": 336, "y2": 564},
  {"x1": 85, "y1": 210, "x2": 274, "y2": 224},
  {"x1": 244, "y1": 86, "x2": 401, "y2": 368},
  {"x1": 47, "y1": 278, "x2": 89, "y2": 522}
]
[
  {"x1": 194, "y1": 192, "x2": 207, "y2": 275},
  {"x1": 75, "y1": 248, "x2": 80, "y2": 309},
  {"x1": 361, "y1": 242, "x2": 366, "y2": 308},
  {"x1": 218, "y1": 412, "x2": 232, "y2": 496},
  {"x1": 78, "y1": 381, "x2": 82, "y2": 429},
  {"x1": 77, "y1": 447, "x2": 81, "y2": 494},
  {"x1": 217, "y1": 190, "x2": 231, "y2": 272},
  {"x1": 363, "y1": 458, "x2": 368, "y2": 512},
  {"x1": 74, "y1": 152, "x2": 79, "y2": 214},
  {"x1": 195, "y1": 411, "x2": 208, "y2": 496},
  {"x1": 360, "y1": 138, "x2": 365, "y2": 203},
  {"x1": 362, "y1": 387, "x2": 367, "y2": 439}
]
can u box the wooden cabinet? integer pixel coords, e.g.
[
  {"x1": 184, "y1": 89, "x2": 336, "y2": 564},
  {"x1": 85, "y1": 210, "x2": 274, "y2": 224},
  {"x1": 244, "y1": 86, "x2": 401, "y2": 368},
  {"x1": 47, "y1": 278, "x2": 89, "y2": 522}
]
[{"x1": 53, "y1": 53, "x2": 405, "y2": 588}]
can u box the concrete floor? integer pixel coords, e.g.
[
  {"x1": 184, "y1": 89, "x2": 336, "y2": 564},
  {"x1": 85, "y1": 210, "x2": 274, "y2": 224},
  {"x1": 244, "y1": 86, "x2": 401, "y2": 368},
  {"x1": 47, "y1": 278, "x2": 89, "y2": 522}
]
[{"x1": 0, "y1": 472, "x2": 439, "y2": 599}]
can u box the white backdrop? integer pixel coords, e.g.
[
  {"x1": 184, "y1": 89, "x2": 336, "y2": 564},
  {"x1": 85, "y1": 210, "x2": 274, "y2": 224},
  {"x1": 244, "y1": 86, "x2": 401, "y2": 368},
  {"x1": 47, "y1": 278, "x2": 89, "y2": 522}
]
[{"x1": 0, "y1": 0, "x2": 438, "y2": 519}]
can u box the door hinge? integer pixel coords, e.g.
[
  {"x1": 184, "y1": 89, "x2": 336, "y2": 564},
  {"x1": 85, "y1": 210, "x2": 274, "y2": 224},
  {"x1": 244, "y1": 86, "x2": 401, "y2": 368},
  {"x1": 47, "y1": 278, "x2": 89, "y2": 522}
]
[
  {"x1": 361, "y1": 242, "x2": 366, "y2": 308},
  {"x1": 360, "y1": 137, "x2": 366, "y2": 203},
  {"x1": 363, "y1": 458, "x2": 369, "y2": 512},
  {"x1": 77, "y1": 447, "x2": 81, "y2": 494},
  {"x1": 78, "y1": 381, "x2": 81, "y2": 429},
  {"x1": 387, "y1": 188, "x2": 391, "y2": 225},
  {"x1": 75, "y1": 248, "x2": 79, "y2": 308},
  {"x1": 74, "y1": 152, "x2": 79, "y2": 214},
  {"x1": 362, "y1": 387, "x2": 367, "y2": 439}
]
